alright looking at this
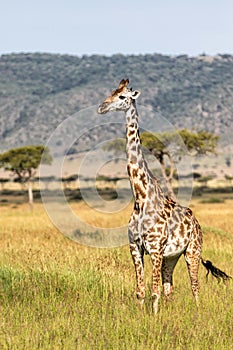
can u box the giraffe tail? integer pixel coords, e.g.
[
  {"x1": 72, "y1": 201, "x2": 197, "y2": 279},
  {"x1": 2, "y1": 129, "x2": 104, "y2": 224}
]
[{"x1": 201, "y1": 259, "x2": 232, "y2": 284}]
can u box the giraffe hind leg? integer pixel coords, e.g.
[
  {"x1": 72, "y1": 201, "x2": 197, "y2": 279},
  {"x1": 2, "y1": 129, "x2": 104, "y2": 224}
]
[
  {"x1": 162, "y1": 255, "x2": 181, "y2": 303},
  {"x1": 184, "y1": 249, "x2": 201, "y2": 306}
]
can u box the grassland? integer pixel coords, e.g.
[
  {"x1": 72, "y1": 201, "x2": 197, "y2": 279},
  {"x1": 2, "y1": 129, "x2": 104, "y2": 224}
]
[{"x1": 0, "y1": 198, "x2": 232, "y2": 350}]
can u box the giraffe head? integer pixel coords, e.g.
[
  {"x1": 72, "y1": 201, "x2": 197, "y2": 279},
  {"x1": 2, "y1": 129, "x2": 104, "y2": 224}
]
[{"x1": 98, "y1": 79, "x2": 141, "y2": 114}]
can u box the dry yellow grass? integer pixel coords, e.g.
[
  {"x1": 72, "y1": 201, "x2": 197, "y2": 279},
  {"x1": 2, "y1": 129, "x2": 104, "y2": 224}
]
[
  {"x1": 69, "y1": 200, "x2": 132, "y2": 228},
  {"x1": 0, "y1": 199, "x2": 232, "y2": 349}
]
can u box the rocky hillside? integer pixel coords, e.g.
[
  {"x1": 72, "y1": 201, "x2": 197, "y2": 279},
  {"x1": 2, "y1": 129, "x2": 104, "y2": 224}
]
[{"x1": 0, "y1": 52, "x2": 233, "y2": 151}]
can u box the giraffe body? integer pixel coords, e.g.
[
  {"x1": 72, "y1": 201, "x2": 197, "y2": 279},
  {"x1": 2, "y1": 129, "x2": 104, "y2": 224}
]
[
  {"x1": 98, "y1": 79, "x2": 229, "y2": 313},
  {"x1": 124, "y1": 101, "x2": 201, "y2": 311}
]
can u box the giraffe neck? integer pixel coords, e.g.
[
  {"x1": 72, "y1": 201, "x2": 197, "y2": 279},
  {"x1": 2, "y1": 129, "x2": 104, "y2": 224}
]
[{"x1": 125, "y1": 102, "x2": 155, "y2": 203}]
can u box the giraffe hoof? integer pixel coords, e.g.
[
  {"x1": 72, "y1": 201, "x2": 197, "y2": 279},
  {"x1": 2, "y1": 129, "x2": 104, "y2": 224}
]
[{"x1": 137, "y1": 298, "x2": 145, "y2": 310}]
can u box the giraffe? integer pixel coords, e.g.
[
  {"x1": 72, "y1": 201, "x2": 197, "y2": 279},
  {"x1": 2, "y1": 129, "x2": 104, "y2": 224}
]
[{"x1": 98, "y1": 79, "x2": 231, "y2": 313}]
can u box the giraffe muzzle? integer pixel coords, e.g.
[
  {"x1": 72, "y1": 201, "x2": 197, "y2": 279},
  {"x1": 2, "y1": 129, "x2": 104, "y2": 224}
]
[{"x1": 98, "y1": 103, "x2": 109, "y2": 114}]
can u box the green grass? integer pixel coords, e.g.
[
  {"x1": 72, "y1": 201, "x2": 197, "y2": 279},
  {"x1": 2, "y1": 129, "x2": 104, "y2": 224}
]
[
  {"x1": 1, "y1": 262, "x2": 232, "y2": 350},
  {"x1": 200, "y1": 197, "x2": 225, "y2": 204},
  {"x1": 0, "y1": 202, "x2": 232, "y2": 349}
]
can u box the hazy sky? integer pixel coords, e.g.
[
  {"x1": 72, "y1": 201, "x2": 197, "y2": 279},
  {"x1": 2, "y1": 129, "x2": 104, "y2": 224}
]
[{"x1": 1, "y1": 0, "x2": 233, "y2": 57}]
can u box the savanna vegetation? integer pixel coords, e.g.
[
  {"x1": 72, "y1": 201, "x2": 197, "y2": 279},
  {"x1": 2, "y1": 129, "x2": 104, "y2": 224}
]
[
  {"x1": 0, "y1": 52, "x2": 232, "y2": 350},
  {"x1": 0, "y1": 196, "x2": 232, "y2": 350},
  {"x1": 0, "y1": 52, "x2": 233, "y2": 149},
  {"x1": 103, "y1": 129, "x2": 219, "y2": 200},
  {"x1": 0, "y1": 145, "x2": 52, "y2": 209}
]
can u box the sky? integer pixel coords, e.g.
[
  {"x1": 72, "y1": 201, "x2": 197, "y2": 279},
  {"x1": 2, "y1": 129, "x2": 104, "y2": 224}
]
[{"x1": 1, "y1": 0, "x2": 233, "y2": 57}]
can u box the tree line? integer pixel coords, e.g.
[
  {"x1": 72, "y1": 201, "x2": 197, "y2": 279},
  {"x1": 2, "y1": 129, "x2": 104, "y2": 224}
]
[
  {"x1": 103, "y1": 128, "x2": 219, "y2": 200},
  {"x1": 0, "y1": 128, "x2": 219, "y2": 208}
]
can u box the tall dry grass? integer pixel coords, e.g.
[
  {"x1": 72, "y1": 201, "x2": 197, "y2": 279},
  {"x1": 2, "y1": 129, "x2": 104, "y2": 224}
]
[{"x1": 0, "y1": 199, "x2": 232, "y2": 349}]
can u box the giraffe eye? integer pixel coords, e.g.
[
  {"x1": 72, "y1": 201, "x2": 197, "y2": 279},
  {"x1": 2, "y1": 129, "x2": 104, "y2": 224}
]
[{"x1": 119, "y1": 95, "x2": 126, "y2": 100}]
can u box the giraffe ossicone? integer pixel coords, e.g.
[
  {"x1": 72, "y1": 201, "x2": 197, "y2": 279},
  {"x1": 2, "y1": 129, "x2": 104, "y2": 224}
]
[{"x1": 98, "y1": 79, "x2": 231, "y2": 313}]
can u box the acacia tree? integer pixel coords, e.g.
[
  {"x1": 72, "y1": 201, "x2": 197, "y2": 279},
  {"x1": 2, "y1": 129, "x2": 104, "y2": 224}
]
[
  {"x1": 141, "y1": 129, "x2": 219, "y2": 199},
  {"x1": 0, "y1": 145, "x2": 52, "y2": 209},
  {"x1": 103, "y1": 129, "x2": 219, "y2": 200}
]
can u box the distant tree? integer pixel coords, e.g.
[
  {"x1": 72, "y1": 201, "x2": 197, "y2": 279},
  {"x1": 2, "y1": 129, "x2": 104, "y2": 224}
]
[
  {"x1": 103, "y1": 129, "x2": 219, "y2": 200},
  {"x1": 61, "y1": 174, "x2": 79, "y2": 189},
  {"x1": 65, "y1": 147, "x2": 78, "y2": 156},
  {"x1": 142, "y1": 129, "x2": 219, "y2": 199},
  {"x1": 0, "y1": 145, "x2": 52, "y2": 209},
  {"x1": 37, "y1": 175, "x2": 56, "y2": 190},
  {"x1": 197, "y1": 174, "x2": 216, "y2": 187},
  {"x1": 103, "y1": 139, "x2": 125, "y2": 163},
  {"x1": 225, "y1": 157, "x2": 231, "y2": 168},
  {"x1": 0, "y1": 178, "x2": 9, "y2": 190},
  {"x1": 178, "y1": 129, "x2": 219, "y2": 155},
  {"x1": 103, "y1": 139, "x2": 125, "y2": 155},
  {"x1": 224, "y1": 174, "x2": 233, "y2": 185}
]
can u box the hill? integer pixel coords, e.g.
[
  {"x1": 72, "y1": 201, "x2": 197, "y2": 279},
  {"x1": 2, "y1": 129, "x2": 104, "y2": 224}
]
[{"x1": 0, "y1": 52, "x2": 233, "y2": 150}]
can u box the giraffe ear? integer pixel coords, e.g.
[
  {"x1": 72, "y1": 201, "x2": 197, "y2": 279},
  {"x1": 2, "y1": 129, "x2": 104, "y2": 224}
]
[{"x1": 131, "y1": 90, "x2": 141, "y2": 99}]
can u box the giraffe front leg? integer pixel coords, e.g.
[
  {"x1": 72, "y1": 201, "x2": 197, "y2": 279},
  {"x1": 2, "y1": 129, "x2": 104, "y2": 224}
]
[
  {"x1": 150, "y1": 252, "x2": 163, "y2": 314},
  {"x1": 129, "y1": 243, "x2": 145, "y2": 309}
]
